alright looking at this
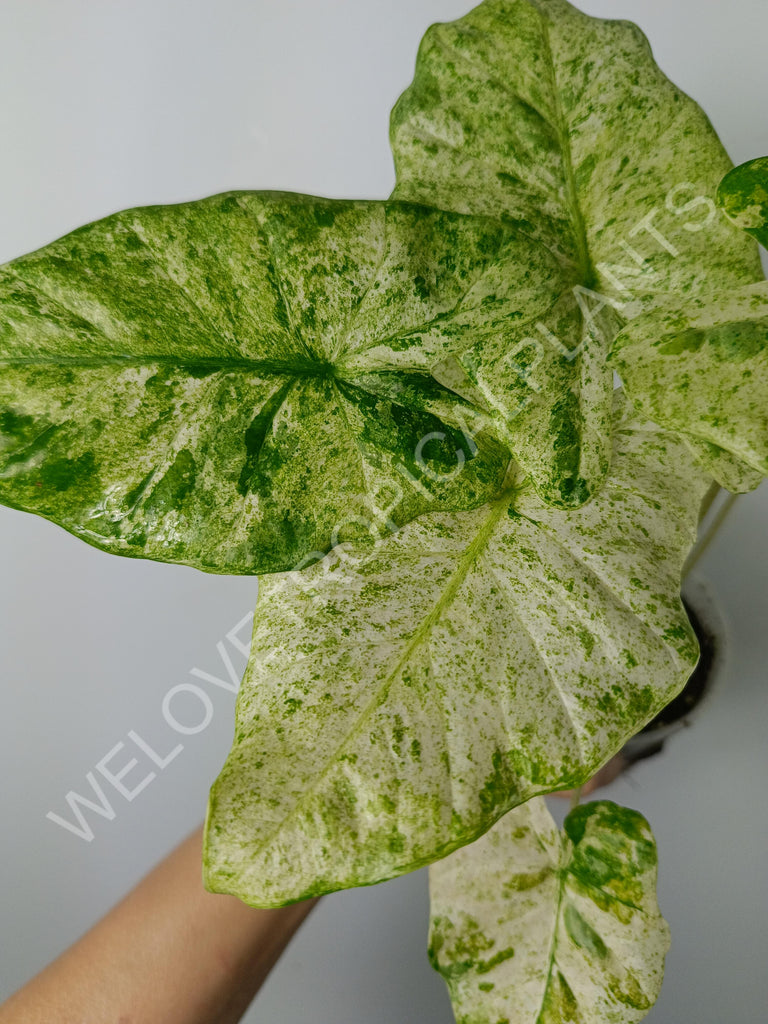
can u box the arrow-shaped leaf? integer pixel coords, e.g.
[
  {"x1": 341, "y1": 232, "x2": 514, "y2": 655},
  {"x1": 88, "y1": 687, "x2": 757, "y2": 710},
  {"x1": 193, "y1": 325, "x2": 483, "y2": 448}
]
[
  {"x1": 390, "y1": 0, "x2": 762, "y2": 507},
  {"x1": 429, "y1": 797, "x2": 669, "y2": 1024},
  {"x1": 203, "y1": 394, "x2": 709, "y2": 906},
  {"x1": 0, "y1": 193, "x2": 523, "y2": 574}
]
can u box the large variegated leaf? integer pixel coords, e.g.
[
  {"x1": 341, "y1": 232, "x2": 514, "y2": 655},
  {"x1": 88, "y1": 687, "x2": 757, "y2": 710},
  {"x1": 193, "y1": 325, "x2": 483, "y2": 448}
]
[
  {"x1": 390, "y1": 0, "x2": 762, "y2": 507},
  {"x1": 429, "y1": 798, "x2": 669, "y2": 1023},
  {"x1": 0, "y1": 192, "x2": 520, "y2": 574},
  {"x1": 718, "y1": 156, "x2": 768, "y2": 251},
  {"x1": 611, "y1": 283, "x2": 768, "y2": 491},
  {"x1": 203, "y1": 395, "x2": 709, "y2": 906}
]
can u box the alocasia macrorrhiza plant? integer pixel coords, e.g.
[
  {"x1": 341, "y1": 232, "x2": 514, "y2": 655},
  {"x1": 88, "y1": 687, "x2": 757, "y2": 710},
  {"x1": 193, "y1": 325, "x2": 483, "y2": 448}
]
[{"x1": 1, "y1": 0, "x2": 766, "y2": 1019}]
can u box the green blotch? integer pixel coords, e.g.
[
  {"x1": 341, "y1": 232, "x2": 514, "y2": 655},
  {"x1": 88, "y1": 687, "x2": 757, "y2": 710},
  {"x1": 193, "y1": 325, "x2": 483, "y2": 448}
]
[
  {"x1": 478, "y1": 751, "x2": 517, "y2": 815},
  {"x1": 323, "y1": 777, "x2": 358, "y2": 822},
  {"x1": 717, "y1": 156, "x2": 768, "y2": 248},
  {"x1": 413, "y1": 274, "x2": 430, "y2": 300},
  {"x1": 124, "y1": 469, "x2": 156, "y2": 510},
  {"x1": 538, "y1": 969, "x2": 580, "y2": 1022},
  {"x1": 372, "y1": 794, "x2": 396, "y2": 814},
  {"x1": 217, "y1": 195, "x2": 242, "y2": 214},
  {"x1": 184, "y1": 363, "x2": 223, "y2": 380},
  {"x1": 387, "y1": 827, "x2": 406, "y2": 854},
  {"x1": 478, "y1": 982, "x2": 495, "y2": 992},
  {"x1": 573, "y1": 625, "x2": 595, "y2": 656},
  {"x1": 706, "y1": 318, "x2": 768, "y2": 362},
  {"x1": 237, "y1": 380, "x2": 294, "y2": 496},
  {"x1": 313, "y1": 207, "x2": 336, "y2": 228},
  {"x1": 565, "y1": 801, "x2": 650, "y2": 849},
  {"x1": 502, "y1": 866, "x2": 552, "y2": 894},
  {"x1": 144, "y1": 449, "x2": 196, "y2": 514},
  {"x1": 658, "y1": 328, "x2": 704, "y2": 355},
  {"x1": 429, "y1": 913, "x2": 495, "y2": 981},
  {"x1": 475, "y1": 946, "x2": 515, "y2": 974},
  {"x1": 599, "y1": 683, "x2": 657, "y2": 726},
  {"x1": 608, "y1": 971, "x2": 651, "y2": 1010},
  {"x1": 565, "y1": 802, "x2": 656, "y2": 910},
  {"x1": 0, "y1": 415, "x2": 60, "y2": 467},
  {"x1": 548, "y1": 392, "x2": 591, "y2": 508},
  {"x1": 391, "y1": 714, "x2": 406, "y2": 756},
  {"x1": 86, "y1": 251, "x2": 109, "y2": 269},
  {"x1": 623, "y1": 650, "x2": 638, "y2": 669},
  {"x1": 595, "y1": 691, "x2": 615, "y2": 715},
  {"x1": 0, "y1": 409, "x2": 37, "y2": 438},
  {"x1": 663, "y1": 622, "x2": 692, "y2": 645},
  {"x1": 564, "y1": 904, "x2": 608, "y2": 959},
  {"x1": 575, "y1": 153, "x2": 598, "y2": 188},
  {"x1": 39, "y1": 450, "x2": 97, "y2": 493},
  {"x1": 507, "y1": 341, "x2": 541, "y2": 383},
  {"x1": 660, "y1": 318, "x2": 768, "y2": 362}
]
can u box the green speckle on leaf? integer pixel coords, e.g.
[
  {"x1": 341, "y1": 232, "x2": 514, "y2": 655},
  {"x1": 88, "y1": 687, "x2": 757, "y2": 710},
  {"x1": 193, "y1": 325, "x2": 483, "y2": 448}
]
[
  {"x1": 428, "y1": 798, "x2": 669, "y2": 1024},
  {"x1": 39, "y1": 451, "x2": 97, "y2": 493},
  {"x1": 204, "y1": 397, "x2": 709, "y2": 906},
  {"x1": 143, "y1": 449, "x2": 196, "y2": 516}
]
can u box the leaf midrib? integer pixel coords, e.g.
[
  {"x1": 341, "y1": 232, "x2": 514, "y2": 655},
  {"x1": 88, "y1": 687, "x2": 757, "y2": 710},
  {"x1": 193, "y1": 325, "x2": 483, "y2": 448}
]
[
  {"x1": 0, "y1": 353, "x2": 336, "y2": 376},
  {"x1": 537, "y1": 12, "x2": 596, "y2": 290},
  {"x1": 237, "y1": 490, "x2": 515, "y2": 859},
  {"x1": 535, "y1": 838, "x2": 568, "y2": 1024}
]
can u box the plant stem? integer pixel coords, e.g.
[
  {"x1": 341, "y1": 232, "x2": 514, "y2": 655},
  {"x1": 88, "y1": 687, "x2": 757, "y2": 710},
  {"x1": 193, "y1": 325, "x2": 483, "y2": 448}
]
[
  {"x1": 697, "y1": 482, "x2": 722, "y2": 525},
  {"x1": 684, "y1": 491, "x2": 740, "y2": 579},
  {"x1": 569, "y1": 786, "x2": 583, "y2": 812}
]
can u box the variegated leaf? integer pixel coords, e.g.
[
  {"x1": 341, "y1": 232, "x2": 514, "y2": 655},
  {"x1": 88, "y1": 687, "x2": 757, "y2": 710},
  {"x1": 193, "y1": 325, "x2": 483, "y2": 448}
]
[
  {"x1": 390, "y1": 0, "x2": 762, "y2": 507},
  {"x1": 718, "y1": 155, "x2": 768, "y2": 251},
  {"x1": 429, "y1": 798, "x2": 669, "y2": 1024},
  {"x1": 203, "y1": 395, "x2": 709, "y2": 906},
  {"x1": 0, "y1": 192, "x2": 521, "y2": 574},
  {"x1": 611, "y1": 283, "x2": 768, "y2": 490}
]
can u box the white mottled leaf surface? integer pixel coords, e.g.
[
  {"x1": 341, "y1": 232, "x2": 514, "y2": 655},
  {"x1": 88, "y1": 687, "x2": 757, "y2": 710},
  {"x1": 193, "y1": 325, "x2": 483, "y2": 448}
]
[
  {"x1": 611, "y1": 283, "x2": 768, "y2": 490},
  {"x1": 429, "y1": 798, "x2": 669, "y2": 1023},
  {"x1": 390, "y1": 0, "x2": 762, "y2": 507},
  {"x1": 204, "y1": 396, "x2": 710, "y2": 906},
  {"x1": 0, "y1": 192, "x2": 522, "y2": 574}
]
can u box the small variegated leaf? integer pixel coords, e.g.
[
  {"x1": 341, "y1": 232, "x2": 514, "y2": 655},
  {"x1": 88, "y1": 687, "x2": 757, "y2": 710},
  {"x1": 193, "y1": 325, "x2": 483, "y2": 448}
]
[
  {"x1": 429, "y1": 798, "x2": 669, "y2": 1024},
  {"x1": 717, "y1": 156, "x2": 768, "y2": 251},
  {"x1": 611, "y1": 283, "x2": 768, "y2": 490},
  {"x1": 390, "y1": 0, "x2": 762, "y2": 507},
  {"x1": 0, "y1": 192, "x2": 521, "y2": 574},
  {"x1": 203, "y1": 395, "x2": 709, "y2": 906}
]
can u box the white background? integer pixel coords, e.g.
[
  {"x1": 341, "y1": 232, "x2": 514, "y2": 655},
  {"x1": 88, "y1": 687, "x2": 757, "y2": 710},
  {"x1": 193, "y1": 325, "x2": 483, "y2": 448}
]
[{"x1": 0, "y1": 2, "x2": 767, "y2": 1021}]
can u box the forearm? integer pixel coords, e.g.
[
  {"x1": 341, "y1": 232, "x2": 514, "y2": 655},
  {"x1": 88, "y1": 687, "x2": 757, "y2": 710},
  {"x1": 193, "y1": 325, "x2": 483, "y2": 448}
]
[{"x1": 0, "y1": 826, "x2": 318, "y2": 1024}]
